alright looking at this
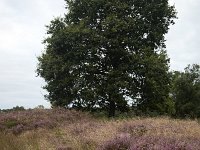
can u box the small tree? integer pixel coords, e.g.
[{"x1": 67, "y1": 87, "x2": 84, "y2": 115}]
[
  {"x1": 37, "y1": 0, "x2": 176, "y2": 116},
  {"x1": 171, "y1": 64, "x2": 200, "y2": 118}
]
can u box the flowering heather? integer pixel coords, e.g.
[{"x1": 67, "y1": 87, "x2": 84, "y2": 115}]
[
  {"x1": 97, "y1": 133, "x2": 131, "y2": 150},
  {"x1": 1, "y1": 110, "x2": 200, "y2": 150},
  {"x1": 119, "y1": 123, "x2": 150, "y2": 136},
  {"x1": 98, "y1": 134, "x2": 200, "y2": 150},
  {"x1": 56, "y1": 147, "x2": 73, "y2": 150},
  {"x1": 0, "y1": 108, "x2": 91, "y2": 134}
]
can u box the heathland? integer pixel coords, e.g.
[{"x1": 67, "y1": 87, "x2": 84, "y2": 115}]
[{"x1": 1, "y1": 109, "x2": 200, "y2": 150}]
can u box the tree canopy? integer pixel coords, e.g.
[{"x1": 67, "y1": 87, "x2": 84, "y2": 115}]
[
  {"x1": 37, "y1": 0, "x2": 176, "y2": 116},
  {"x1": 171, "y1": 64, "x2": 200, "y2": 118}
]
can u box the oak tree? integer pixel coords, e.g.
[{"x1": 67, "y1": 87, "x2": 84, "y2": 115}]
[{"x1": 37, "y1": 0, "x2": 176, "y2": 116}]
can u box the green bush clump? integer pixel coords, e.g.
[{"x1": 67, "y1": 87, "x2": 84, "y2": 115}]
[{"x1": 3, "y1": 120, "x2": 19, "y2": 128}]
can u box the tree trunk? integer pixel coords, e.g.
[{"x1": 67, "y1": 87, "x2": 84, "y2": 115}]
[{"x1": 108, "y1": 100, "x2": 116, "y2": 117}]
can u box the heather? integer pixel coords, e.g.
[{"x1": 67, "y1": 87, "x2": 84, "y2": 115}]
[
  {"x1": 1, "y1": 109, "x2": 200, "y2": 150},
  {"x1": 0, "y1": 108, "x2": 91, "y2": 134}
]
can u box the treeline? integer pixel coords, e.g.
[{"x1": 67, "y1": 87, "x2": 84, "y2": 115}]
[
  {"x1": 0, "y1": 106, "x2": 25, "y2": 113},
  {"x1": 0, "y1": 105, "x2": 45, "y2": 113},
  {"x1": 93, "y1": 63, "x2": 200, "y2": 118},
  {"x1": 171, "y1": 64, "x2": 200, "y2": 118},
  {"x1": 132, "y1": 63, "x2": 200, "y2": 118}
]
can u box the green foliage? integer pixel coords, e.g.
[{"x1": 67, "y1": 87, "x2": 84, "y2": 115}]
[
  {"x1": 12, "y1": 106, "x2": 25, "y2": 111},
  {"x1": 3, "y1": 120, "x2": 19, "y2": 128},
  {"x1": 0, "y1": 106, "x2": 25, "y2": 113},
  {"x1": 171, "y1": 64, "x2": 200, "y2": 118},
  {"x1": 37, "y1": 0, "x2": 176, "y2": 116}
]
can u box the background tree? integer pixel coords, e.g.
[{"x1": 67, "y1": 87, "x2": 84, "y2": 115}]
[
  {"x1": 171, "y1": 64, "x2": 200, "y2": 118},
  {"x1": 37, "y1": 0, "x2": 176, "y2": 116},
  {"x1": 0, "y1": 106, "x2": 25, "y2": 112}
]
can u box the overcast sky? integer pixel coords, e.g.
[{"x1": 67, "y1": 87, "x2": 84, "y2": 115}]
[{"x1": 0, "y1": 0, "x2": 199, "y2": 109}]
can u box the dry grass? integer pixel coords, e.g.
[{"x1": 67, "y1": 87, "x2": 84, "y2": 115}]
[{"x1": 1, "y1": 109, "x2": 200, "y2": 150}]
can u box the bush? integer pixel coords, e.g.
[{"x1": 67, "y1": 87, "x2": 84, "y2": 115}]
[
  {"x1": 3, "y1": 120, "x2": 19, "y2": 128},
  {"x1": 119, "y1": 123, "x2": 148, "y2": 136},
  {"x1": 97, "y1": 133, "x2": 131, "y2": 150},
  {"x1": 98, "y1": 135, "x2": 200, "y2": 150},
  {"x1": 0, "y1": 108, "x2": 91, "y2": 134}
]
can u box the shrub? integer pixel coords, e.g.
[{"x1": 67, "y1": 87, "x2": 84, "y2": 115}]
[
  {"x1": 0, "y1": 108, "x2": 92, "y2": 134},
  {"x1": 97, "y1": 133, "x2": 131, "y2": 150},
  {"x1": 3, "y1": 120, "x2": 19, "y2": 128},
  {"x1": 98, "y1": 135, "x2": 200, "y2": 150},
  {"x1": 119, "y1": 123, "x2": 148, "y2": 136},
  {"x1": 128, "y1": 136, "x2": 196, "y2": 150},
  {"x1": 56, "y1": 147, "x2": 73, "y2": 150},
  {"x1": 11, "y1": 124, "x2": 24, "y2": 135}
]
